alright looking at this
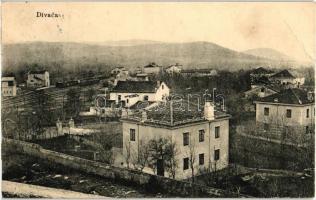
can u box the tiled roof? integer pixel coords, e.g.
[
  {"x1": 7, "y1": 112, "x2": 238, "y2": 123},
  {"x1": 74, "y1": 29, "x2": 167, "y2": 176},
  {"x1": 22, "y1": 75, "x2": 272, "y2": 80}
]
[
  {"x1": 270, "y1": 70, "x2": 295, "y2": 79},
  {"x1": 122, "y1": 100, "x2": 230, "y2": 127},
  {"x1": 112, "y1": 81, "x2": 159, "y2": 93},
  {"x1": 256, "y1": 88, "x2": 314, "y2": 105}
]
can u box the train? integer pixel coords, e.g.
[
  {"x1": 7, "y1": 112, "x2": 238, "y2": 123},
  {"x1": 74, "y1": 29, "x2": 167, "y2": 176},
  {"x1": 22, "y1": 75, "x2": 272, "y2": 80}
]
[{"x1": 55, "y1": 78, "x2": 101, "y2": 88}]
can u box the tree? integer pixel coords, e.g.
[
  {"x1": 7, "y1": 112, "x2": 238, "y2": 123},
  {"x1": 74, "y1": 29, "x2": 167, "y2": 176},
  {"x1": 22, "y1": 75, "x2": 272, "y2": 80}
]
[
  {"x1": 134, "y1": 140, "x2": 151, "y2": 172},
  {"x1": 124, "y1": 140, "x2": 131, "y2": 169},
  {"x1": 188, "y1": 137, "x2": 196, "y2": 182},
  {"x1": 65, "y1": 88, "x2": 81, "y2": 117},
  {"x1": 148, "y1": 137, "x2": 178, "y2": 178},
  {"x1": 86, "y1": 88, "x2": 96, "y2": 103}
]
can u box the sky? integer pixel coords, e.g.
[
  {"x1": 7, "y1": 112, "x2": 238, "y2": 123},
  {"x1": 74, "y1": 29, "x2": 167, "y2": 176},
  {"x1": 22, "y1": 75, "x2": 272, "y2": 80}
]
[{"x1": 2, "y1": 2, "x2": 315, "y2": 62}]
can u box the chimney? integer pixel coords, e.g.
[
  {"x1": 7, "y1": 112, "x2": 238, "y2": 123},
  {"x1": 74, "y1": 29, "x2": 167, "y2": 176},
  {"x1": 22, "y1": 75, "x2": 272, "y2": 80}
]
[
  {"x1": 204, "y1": 101, "x2": 215, "y2": 121},
  {"x1": 307, "y1": 91, "x2": 314, "y2": 101},
  {"x1": 56, "y1": 118, "x2": 62, "y2": 134},
  {"x1": 141, "y1": 110, "x2": 147, "y2": 122},
  {"x1": 157, "y1": 80, "x2": 161, "y2": 87},
  {"x1": 69, "y1": 117, "x2": 75, "y2": 128}
]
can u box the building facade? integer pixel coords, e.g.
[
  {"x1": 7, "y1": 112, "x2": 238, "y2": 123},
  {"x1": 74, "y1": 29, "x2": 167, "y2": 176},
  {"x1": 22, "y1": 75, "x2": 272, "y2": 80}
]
[
  {"x1": 143, "y1": 62, "x2": 161, "y2": 74},
  {"x1": 1, "y1": 77, "x2": 17, "y2": 97},
  {"x1": 254, "y1": 88, "x2": 315, "y2": 143},
  {"x1": 27, "y1": 70, "x2": 50, "y2": 88},
  {"x1": 109, "y1": 81, "x2": 170, "y2": 108},
  {"x1": 121, "y1": 101, "x2": 230, "y2": 180}
]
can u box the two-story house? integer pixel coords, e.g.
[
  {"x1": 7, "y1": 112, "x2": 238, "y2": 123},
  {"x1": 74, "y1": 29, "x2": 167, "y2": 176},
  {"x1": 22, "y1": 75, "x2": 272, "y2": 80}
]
[
  {"x1": 27, "y1": 70, "x2": 50, "y2": 88},
  {"x1": 109, "y1": 81, "x2": 170, "y2": 108},
  {"x1": 254, "y1": 88, "x2": 315, "y2": 142},
  {"x1": 121, "y1": 101, "x2": 231, "y2": 180},
  {"x1": 1, "y1": 77, "x2": 17, "y2": 97}
]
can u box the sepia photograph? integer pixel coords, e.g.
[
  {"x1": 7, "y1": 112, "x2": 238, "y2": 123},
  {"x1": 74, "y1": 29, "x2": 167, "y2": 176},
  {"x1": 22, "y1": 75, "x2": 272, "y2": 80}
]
[{"x1": 1, "y1": 2, "x2": 315, "y2": 198}]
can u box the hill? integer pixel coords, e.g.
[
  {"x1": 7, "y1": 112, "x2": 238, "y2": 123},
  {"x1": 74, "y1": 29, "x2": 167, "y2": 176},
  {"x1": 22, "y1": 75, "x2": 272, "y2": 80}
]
[
  {"x1": 2, "y1": 41, "x2": 300, "y2": 74},
  {"x1": 243, "y1": 48, "x2": 293, "y2": 62}
]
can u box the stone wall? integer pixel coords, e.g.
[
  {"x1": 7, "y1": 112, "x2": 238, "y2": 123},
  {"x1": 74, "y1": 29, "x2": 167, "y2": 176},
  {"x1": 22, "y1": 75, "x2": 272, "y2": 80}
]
[{"x1": 3, "y1": 138, "x2": 247, "y2": 197}]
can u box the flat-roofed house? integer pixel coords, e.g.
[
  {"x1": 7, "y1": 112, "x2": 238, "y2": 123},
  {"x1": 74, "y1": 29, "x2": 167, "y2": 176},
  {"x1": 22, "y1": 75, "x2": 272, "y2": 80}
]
[
  {"x1": 121, "y1": 101, "x2": 231, "y2": 180},
  {"x1": 109, "y1": 81, "x2": 170, "y2": 108},
  {"x1": 254, "y1": 88, "x2": 315, "y2": 143},
  {"x1": 1, "y1": 77, "x2": 17, "y2": 97},
  {"x1": 27, "y1": 70, "x2": 50, "y2": 88}
]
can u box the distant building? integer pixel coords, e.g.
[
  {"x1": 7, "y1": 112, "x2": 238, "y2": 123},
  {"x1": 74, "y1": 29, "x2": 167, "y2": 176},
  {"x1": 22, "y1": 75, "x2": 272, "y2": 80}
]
[
  {"x1": 269, "y1": 69, "x2": 303, "y2": 87},
  {"x1": 165, "y1": 63, "x2": 182, "y2": 74},
  {"x1": 1, "y1": 77, "x2": 17, "y2": 97},
  {"x1": 244, "y1": 85, "x2": 280, "y2": 99},
  {"x1": 143, "y1": 62, "x2": 161, "y2": 74},
  {"x1": 27, "y1": 70, "x2": 50, "y2": 88},
  {"x1": 109, "y1": 80, "x2": 170, "y2": 108},
  {"x1": 111, "y1": 67, "x2": 126, "y2": 75},
  {"x1": 121, "y1": 101, "x2": 231, "y2": 179},
  {"x1": 254, "y1": 88, "x2": 315, "y2": 142},
  {"x1": 135, "y1": 73, "x2": 149, "y2": 81},
  {"x1": 249, "y1": 67, "x2": 274, "y2": 87},
  {"x1": 181, "y1": 69, "x2": 217, "y2": 77}
]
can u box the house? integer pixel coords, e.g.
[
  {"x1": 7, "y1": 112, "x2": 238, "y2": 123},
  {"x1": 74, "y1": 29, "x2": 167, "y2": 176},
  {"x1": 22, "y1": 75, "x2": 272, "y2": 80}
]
[
  {"x1": 27, "y1": 70, "x2": 50, "y2": 88},
  {"x1": 165, "y1": 63, "x2": 182, "y2": 74},
  {"x1": 109, "y1": 81, "x2": 170, "y2": 108},
  {"x1": 135, "y1": 73, "x2": 149, "y2": 81},
  {"x1": 1, "y1": 77, "x2": 17, "y2": 97},
  {"x1": 111, "y1": 67, "x2": 126, "y2": 75},
  {"x1": 249, "y1": 67, "x2": 274, "y2": 88},
  {"x1": 269, "y1": 70, "x2": 298, "y2": 87},
  {"x1": 143, "y1": 62, "x2": 161, "y2": 74},
  {"x1": 244, "y1": 85, "x2": 280, "y2": 99},
  {"x1": 121, "y1": 101, "x2": 231, "y2": 180},
  {"x1": 254, "y1": 88, "x2": 315, "y2": 142}
]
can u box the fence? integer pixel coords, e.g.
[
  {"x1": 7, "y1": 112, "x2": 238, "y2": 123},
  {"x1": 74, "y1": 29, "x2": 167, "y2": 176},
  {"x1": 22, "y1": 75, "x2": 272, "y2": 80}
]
[{"x1": 3, "y1": 138, "x2": 248, "y2": 197}]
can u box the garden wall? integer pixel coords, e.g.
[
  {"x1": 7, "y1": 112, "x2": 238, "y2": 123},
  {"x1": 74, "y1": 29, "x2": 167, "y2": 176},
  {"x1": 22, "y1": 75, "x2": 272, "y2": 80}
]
[{"x1": 3, "y1": 138, "x2": 247, "y2": 197}]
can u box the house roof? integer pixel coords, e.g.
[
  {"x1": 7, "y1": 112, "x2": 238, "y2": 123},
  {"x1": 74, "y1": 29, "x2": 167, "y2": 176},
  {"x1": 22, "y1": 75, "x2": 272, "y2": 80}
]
[
  {"x1": 122, "y1": 100, "x2": 230, "y2": 128},
  {"x1": 256, "y1": 88, "x2": 314, "y2": 105},
  {"x1": 28, "y1": 70, "x2": 47, "y2": 74},
  {"x1": 270, "y1": 70, "x2": 295, "y2": 79},
  {"x1": 111, "y1": 81, "x2": 160, "y2": 93},
  {"x1": 251, "y1": 67, "x2": 273, "y2": 74},
  {"x1": 144, "y1": 62, "x2": 160, "y2": 68},
  {"x1": 2, "y1": 77, "x2": 15, "y2": 81}
]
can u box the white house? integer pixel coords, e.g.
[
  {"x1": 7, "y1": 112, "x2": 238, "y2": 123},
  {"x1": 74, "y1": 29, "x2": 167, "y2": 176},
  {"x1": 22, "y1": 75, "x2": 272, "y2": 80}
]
[
  {"x1": 1, "y1": 77, "x2": 17, "y2": 97},
  {"x1": 166, "y1": 64, "x2": 182, "y2": 74},
  {"x1": 121, "y1": 101, "x2": 231, "y2": 180},
  {"x1": 27, "y1": 70, "x2": 50, "y2": 88},
  {"x1": 109, "y1": 81, "x2": 170, "y2": 108}
]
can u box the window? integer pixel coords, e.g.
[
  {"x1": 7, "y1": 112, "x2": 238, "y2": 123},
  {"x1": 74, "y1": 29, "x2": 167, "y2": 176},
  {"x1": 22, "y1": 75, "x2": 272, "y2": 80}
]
[
  {"x1": 286, "y1": 109, "x2": 292, "y2": 118},
  {"x1": 263, "y1": 123, "x2": 269, "y2": 131},
  {"x1": 199, "y1": 154, "x2": 204, "y2": 165},
  {"x1": 306, "y1": 126, "x2": 310, "y2": 134},
  {"x1": 306, "y1": 109, "x2": 310, "y2": 118},
  {"x1": 215, "y1": 126, "x2": 220, "y2": 138},
  {"x1": 214, "y1": 149, "x2": 220, "y2": 161},
  {"x1": 264, "y1": 107, "x2": 269, "y2": 116},
  {"x1": 8, "y1": 81, "x2": 14, "y2": 86},
  {"x1": 126, "y1": 99, "x2": 129, "y2": 104},
  {"x1": 162, "y1": 85, "x2": 164, "y2": 90},
  {"x1": 261, "y1": 88, "x2": 265, "y2": 92},
  {"x1": 183, "y1": 157, "x2": 189, "y2": 170},
  {"x1": 183, "y1": 132, "x2": 189, "y2": 146},
  {"x1": 118, "y1": 95, "x2": 121, "y2": 101},
  {"x1": 199, "y1": 130, "x2": 205, "y2": 142},
  {"x1": 130, "y1": 129, "x2": 136, "y2": 141},
  {"x1": 144, "y1": 95, "x2": 149, "y2": 101}
]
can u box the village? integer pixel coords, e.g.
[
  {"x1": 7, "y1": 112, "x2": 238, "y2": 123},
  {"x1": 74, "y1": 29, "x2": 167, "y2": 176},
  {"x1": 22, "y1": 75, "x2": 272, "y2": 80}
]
[{"x1": 2, "y1": 61, "x2": 315, "y2": 197}]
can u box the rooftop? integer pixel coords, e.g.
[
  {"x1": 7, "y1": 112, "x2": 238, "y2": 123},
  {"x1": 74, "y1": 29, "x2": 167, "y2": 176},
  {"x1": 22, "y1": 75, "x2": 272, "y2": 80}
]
[
  {"x1": 29, "y1": 70, "x2": 48, "y2": 74},
  {"x1": 122, "y1": 100, "x2": 230, "y2": 128},
  {"x1": 111, "y1": 81, "x2": 160, "y2": 93},
  {"x1": 2, "y1": 77, "x2": 15, "y2": 81},
  {"x1": 270, "y1": 69, "x2": 295, "y2": 79},
  {"x1": 251, "y1": 67, "x2": 274, "y2": 74},
  {"x1": 144, "y1": 62, "x2": 160, "y2": 68},
  {"x1": 255, "y1": 88, "x2": 314, "y2": 105}
]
